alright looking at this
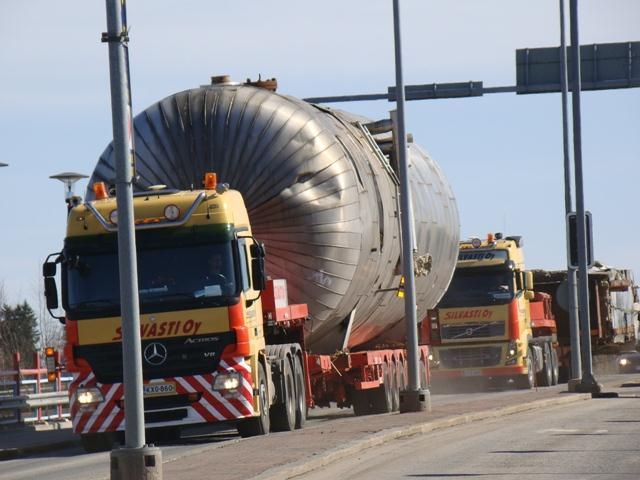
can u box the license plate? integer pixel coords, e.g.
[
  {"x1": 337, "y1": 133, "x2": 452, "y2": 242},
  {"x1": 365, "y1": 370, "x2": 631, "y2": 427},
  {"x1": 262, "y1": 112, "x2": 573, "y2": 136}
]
[
  {"x1": 143, "y1": 382, "x2": 176, "y2": 397},
  {"x1": 463, "y1": 370, "x2": 481, "y2": 377}
]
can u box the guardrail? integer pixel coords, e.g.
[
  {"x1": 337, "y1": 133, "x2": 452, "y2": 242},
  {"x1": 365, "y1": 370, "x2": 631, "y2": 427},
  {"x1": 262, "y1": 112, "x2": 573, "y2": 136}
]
[{"x1": 0, "y1": 352, "x2": 71, "y2": 426}]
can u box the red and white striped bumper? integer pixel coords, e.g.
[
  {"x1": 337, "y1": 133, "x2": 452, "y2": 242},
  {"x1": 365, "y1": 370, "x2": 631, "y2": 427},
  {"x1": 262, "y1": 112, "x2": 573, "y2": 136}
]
[{"x1": 68, "y1": 356, "x2": 254, "y2": 434}]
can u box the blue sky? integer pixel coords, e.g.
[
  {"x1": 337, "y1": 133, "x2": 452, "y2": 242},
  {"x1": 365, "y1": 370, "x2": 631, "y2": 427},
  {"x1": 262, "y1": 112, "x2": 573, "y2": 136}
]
[{"x1": 0, "y1": 0, "x2": 638, "y2": 307}]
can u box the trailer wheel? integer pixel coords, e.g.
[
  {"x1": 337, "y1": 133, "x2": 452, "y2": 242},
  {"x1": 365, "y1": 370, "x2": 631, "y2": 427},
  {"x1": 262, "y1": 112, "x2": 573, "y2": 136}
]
[
  {"x1": 237, "y1": 362, "x2": 270, "y2": 437},
  {"x1": 270, "y1": 356, "x2": 296, "y2": 432},
  {"x1": 516, "y1": 351, "x2": 535, "y2": 390},
  {"x1": 537, "y1": 343, "x2": 553, "y2": 387},
  {"x1": 371, "y1": 362, "x2": 393, "y2": 414},
  {"x1": 293, "y1": 354, "x2": 307, "y2": 429},
  {"x1": 390, "y1": 361, "x2": 400, "y2": 412},
  {"x1": 396, "y1": 359, "x2": 406, "y2": 409},
  {"x1": 351, "y1": 389, "x2": 371, "y2": 416},
  {"x1": 419, "y1": 359, "x2": 429, "y2": 389}
]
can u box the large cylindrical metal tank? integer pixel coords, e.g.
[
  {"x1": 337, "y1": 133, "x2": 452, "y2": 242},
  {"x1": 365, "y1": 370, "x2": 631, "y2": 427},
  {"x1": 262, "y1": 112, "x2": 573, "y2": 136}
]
[{"x1": 89, "y1": 81, "x2": 459, "y2": 354}]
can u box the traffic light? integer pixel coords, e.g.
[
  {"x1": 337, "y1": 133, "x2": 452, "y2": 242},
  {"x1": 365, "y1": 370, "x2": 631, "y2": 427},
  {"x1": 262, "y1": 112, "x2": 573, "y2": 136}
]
[
  {"x1": 45, "y1": 347, "x2": 58, "y2": 382},
  {"x1": 567, "y1": 211, "x2": 594, "y2": 269}
]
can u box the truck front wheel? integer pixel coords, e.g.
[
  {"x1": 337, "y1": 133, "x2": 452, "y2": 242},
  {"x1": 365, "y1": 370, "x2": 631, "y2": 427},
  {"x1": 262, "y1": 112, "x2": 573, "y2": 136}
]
[
  {"x1": 516, "y1": 351, "x2": 535, "y2": 390},
  {"x1": 237, "y1": 362, "x2": 270, "y2": 437},
  {"x1": 551, "y1": 348, "x2": 560, "y2": 385}
]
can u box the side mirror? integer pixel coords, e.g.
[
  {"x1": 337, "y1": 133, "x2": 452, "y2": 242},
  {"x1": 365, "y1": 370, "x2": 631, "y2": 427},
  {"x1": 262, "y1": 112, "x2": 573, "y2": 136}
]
[
  {"x1": 524, "y1": 271, "x2": 534, "y2": 291},
  {"x1": 250, "y1": 242, "x2": 266, "y2": 259},
  {"x1": 44, "y1": 277, "x2": 59, "y2": 310},
  {"x1": 43, "y1": 262, "x2": 57, "y2": 278},
  {"x1": 251, "y1": 257, "x2": 267, "y2": 291}
]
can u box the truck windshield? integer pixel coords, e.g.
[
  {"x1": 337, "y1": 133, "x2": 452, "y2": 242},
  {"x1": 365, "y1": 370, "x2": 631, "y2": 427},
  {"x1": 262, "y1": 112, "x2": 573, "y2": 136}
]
[
  {"x1": 438, "y1": 268, "x2": 515, "y2": 308},
  {"x1": 64, "y1": 242, "x2": 238, "y2": 318}
]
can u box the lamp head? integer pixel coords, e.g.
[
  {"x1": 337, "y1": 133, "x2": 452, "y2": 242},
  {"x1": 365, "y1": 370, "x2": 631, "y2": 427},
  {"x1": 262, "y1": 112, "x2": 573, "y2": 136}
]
[{"x1": 50, "y1": 172, "x2": 89, "y2": 200}]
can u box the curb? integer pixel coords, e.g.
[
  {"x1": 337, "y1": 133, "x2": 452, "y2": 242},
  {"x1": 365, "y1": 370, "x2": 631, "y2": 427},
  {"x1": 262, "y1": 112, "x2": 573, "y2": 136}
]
[{"x1": 250, "y1": 392, "x2": 591, "y2": 480}]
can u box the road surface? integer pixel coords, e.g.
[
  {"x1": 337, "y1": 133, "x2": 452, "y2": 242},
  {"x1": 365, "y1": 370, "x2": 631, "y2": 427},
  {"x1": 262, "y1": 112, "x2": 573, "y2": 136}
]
[
  {"x1": 297, "y1": 383, "x2": 640, "y2": 479},
  {"x1": 2, "y1": 376, "x2": 635, "y2": 480}
]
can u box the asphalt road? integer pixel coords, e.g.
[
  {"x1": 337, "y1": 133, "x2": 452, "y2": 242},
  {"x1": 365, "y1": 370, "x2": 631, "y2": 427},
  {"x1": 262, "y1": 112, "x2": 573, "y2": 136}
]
[
  {"x1": 1, "y1": 377, "x2": 632, "y2": 480},
  {"x1": 297, "y1": 384, "x2": 640, "y2": 480}
]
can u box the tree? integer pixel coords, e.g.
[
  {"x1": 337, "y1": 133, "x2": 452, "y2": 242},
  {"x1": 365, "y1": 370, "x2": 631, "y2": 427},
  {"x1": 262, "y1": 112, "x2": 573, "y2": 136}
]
[{"x1": 0, "y1": 301, "x2": 40, "y2": 368}]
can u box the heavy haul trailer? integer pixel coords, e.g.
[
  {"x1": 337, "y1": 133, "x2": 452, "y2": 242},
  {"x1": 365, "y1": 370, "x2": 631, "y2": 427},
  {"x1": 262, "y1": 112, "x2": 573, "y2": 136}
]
[
  {"x1": 426, "y1": 234, "x2": 560, "y2": 391},
  {"x1": 43, "y1": 78, "x2": 458, "y2": 452},
  {"x1": 532, "y1": 267, "x2": 639, "y2": 380}
]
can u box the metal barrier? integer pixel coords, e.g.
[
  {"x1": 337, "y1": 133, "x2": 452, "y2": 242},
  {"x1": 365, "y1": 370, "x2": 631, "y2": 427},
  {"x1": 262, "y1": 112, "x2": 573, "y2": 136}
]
[{"x1": 0, "y1": 352, "x2": 71, "y2": 425}]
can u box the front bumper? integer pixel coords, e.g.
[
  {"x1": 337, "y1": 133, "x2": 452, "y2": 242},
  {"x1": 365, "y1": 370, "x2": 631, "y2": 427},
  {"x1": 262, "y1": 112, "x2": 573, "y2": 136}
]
[
  {"x1": 430, "y1": 364, "x2": 527, "y2": 380},
  {"x1": 69, "y1": 356, "x2": 255, "y2": 434}
]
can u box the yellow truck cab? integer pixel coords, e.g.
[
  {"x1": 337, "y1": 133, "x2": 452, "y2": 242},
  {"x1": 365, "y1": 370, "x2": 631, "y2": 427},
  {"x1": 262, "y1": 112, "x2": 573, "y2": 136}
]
[
  {"x1": 427, "y1": 233, "x2": 553, "y2": 390},
  {"x1": 42, "y1": 174, "x2": 295, "y2": 451}
]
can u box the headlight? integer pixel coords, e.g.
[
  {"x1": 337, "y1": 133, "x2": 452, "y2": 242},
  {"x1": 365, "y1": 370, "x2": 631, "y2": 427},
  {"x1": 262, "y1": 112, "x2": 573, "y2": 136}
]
[
  {"x1": 213, "y1": 372, "x2": 242, "y2": 392},
  {"x1": 164, "y1": 204, "x2": 180, "y2": 221},
  {"x1": 505, "y1": 340, "x2": 518, "y2": 365},
  {"x1": 428, "y1": 354, "x2": 433, "y2": 361},
  {"x1": 76, "y1": 387, "x2": 104, "y2": 410},
  {"x1": 619, "y1": 358, "x2": 629, "y2": 366}
]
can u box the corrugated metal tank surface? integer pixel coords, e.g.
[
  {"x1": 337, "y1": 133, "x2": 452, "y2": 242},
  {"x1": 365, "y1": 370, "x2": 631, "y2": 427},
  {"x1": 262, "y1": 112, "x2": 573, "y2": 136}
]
[{"x1": 89, "y1": 83, "x2": 459, "y2": 354}]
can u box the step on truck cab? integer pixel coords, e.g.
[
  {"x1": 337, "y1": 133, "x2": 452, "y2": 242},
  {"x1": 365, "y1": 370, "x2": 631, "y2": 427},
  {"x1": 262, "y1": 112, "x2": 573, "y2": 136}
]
[{"x1": 426, "y1": 233, "x2": 559, "y2": 391}]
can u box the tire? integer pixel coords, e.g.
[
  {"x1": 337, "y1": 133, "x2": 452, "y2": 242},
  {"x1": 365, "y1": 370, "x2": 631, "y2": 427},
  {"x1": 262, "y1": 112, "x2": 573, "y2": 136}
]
[
  {"x1": 551, "y1": 348, "x2": 559, "y2": 385},
  {"x1": 371, "y1": 362, "x2": 394, "y2": 414},
  {"x1": 390, "y1": 361, "x2": 400, "y2": 412},
  {"x1": 80, "y1": 432, "x2": 117, "y2": 453},
  {"x1": 537, "y1": 343, "x2": 553, "y2": 387},
  {"x1": 293, "y1": 354, "x2": 307, "y2": 429},
  {"x1": 351, "y1": 389, "x2": 372, "y2": 416},
  {"x1": 270, "y1": 356, "x2": 296, "y2": 432},
  {"x1": 516, "y1": 350, "x2": 535, "y2": 390},
  {"x1": 419, "y1": 359, "x2": 429, "y2": 389},
  {"x1": 237, "y1": 362, "x2": 270, "y2": 437}
]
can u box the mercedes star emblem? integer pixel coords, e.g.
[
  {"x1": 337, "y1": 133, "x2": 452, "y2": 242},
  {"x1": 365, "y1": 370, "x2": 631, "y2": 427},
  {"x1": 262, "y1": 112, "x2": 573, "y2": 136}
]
[{"x1": 144, "y1": 342, "x2": 168, "y2": 366}]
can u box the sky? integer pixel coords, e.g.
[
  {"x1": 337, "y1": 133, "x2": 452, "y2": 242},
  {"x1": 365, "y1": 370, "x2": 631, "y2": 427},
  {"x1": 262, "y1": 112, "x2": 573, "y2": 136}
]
[{"x1": 0, "y1": 0, "x2": 638, "y2": 308}]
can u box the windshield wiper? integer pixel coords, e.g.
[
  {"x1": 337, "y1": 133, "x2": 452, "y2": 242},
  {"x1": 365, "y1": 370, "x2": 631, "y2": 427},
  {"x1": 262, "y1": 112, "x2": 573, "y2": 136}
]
[
  {"x1": 76, "y1": 299, "x2": 120, "y2": 308},
  {"x1": 139, "y1": 292, "x2": 206, "y2": 303}
]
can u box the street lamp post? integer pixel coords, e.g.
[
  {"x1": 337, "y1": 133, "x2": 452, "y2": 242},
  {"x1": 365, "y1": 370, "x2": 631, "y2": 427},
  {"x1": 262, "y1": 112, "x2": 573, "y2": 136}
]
[
  {"x1": 392, "y1": 0, "x2": 429, "y2": 413},
  {"x1": 569, "y1": 0, "x2": 600, "y2": 393},
  {"x1": 558, "y1": 0, "x2": 582, "y2": 385},
  {"x1": 103, "y1": 0, "x2": 162, "y2": 478}
]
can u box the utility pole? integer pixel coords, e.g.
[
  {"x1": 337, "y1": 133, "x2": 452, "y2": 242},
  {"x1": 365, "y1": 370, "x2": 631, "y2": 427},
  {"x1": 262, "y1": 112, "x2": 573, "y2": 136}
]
[
  {"x1": 392, "y1": 0, "x2": 429, "y2": 413},
  {"x1": 569, "y1": 0, "x2": 600, "y2": 394},
  {"x1": 559, "y1": 0, "x2": 582, "y2": 384},
  {"x1": 103, "y1": 1, "x2": 162, "y2": 478}
]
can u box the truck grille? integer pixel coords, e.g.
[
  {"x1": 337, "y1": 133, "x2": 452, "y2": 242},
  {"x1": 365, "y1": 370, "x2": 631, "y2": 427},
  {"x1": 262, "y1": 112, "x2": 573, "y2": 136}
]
[
  {"x1": 441, "y1": 322, "x2": 505, "y2": 340},
  {"x1": 74, "y1": 331, "x2": 236, "y2": 384},
  {"x1": 439, "y1": 346, "x2": 502, "y2": 368}
]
